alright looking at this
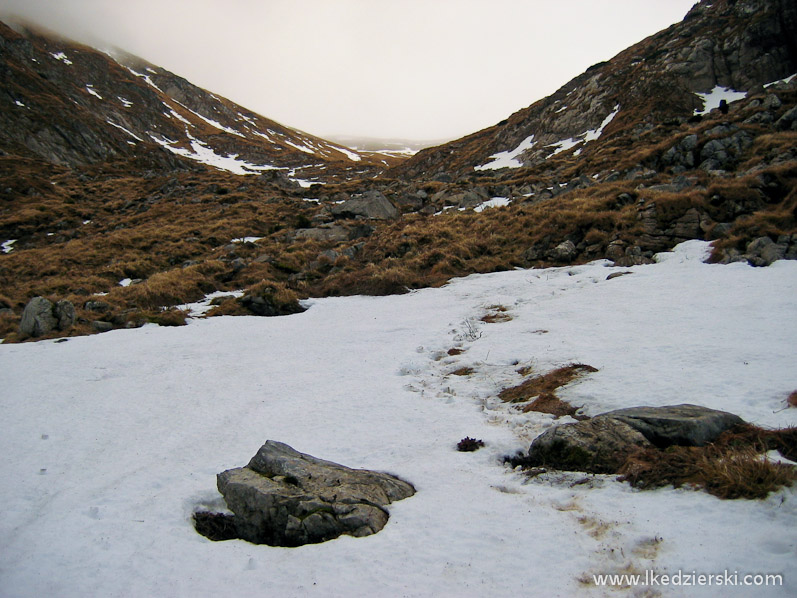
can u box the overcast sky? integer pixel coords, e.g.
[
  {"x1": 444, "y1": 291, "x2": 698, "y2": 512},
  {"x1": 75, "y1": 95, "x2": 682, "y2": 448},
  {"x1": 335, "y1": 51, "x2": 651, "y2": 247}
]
[{"x1": 1, "y1": 0, "x2": 697, "y2": 142}]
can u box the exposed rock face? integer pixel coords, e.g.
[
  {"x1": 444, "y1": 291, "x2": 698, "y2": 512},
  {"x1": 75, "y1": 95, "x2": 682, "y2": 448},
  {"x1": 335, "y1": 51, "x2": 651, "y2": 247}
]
[
  {"x1": 527, "y1": 404, "x2": 745, "y2": 473},
  {"x1": 19, "y1": 297, "x2": 75, "y2": 337},
  {"x1": 215, "y1": 441, "x2": 415, "y2": 546}
]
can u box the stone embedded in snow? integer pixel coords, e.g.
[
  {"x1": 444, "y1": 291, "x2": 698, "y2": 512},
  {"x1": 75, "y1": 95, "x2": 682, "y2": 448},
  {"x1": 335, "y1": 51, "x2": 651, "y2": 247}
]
[
  {"x1": 598, "y1": 404, "x2": 745, "y2": 448},
  {"x1": 214, "y1": 441, "x2": 415, "y2": 546},
  {"x1": 527, "y1": 404, "x2": 745, "y2": 473},
  {"x1": 528, "y1": 416, "x2": 652, "y2": 473}
]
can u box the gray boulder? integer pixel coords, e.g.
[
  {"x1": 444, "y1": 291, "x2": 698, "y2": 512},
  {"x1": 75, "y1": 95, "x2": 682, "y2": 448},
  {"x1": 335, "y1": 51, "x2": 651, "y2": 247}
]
[
  {"x1": 775, "y1": 106, "x2": 797, "y2": 131},
  {"x1": 216, "y1": 441, "x2": 415, "y2": 546},
  {"x1": 54, "y1": 300, "x2": 76, "y2": 330},
  {"x1": 745, "y1": 236, "x2": 787, "y2": 266},
  {"x1": 549, "y1": 240, "x2": 577, "y2": 263},
  {"x1": 527, "y1": 404, "x2": 744, "y2": 473},
  {"x1": 598, "y1": 404, "x2": 744, "y2": 448},
  {"x1": 529, "y1": 417, "x2": 652, "y2": 473},
  {"x1": 330, "y1": 190, "x2": 398, "y2": 220},
  {"x1": 19, "y1": 297, "x2": 75, "y2": 337}
]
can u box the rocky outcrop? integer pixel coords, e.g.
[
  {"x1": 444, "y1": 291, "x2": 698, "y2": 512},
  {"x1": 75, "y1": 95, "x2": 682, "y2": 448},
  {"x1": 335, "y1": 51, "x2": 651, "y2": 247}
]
[
  {"x1": 213, "y1": 441, "x2": 415, "y2": 546},
  {"x1": 239, "y1": 284, "x2": 306, "y2": 317},
  {"x1": 330, "y1": 190, "x2": 399, "y2": 220},
  {"x1": 526, "y1": 404, "x2": 744, "y2": 473},
  {"x1": 19, "y1": 297, "x2": 75, "y2": 337},
  {"x1": 714, "y1": 234, "x2": 797, "y2": 266}
]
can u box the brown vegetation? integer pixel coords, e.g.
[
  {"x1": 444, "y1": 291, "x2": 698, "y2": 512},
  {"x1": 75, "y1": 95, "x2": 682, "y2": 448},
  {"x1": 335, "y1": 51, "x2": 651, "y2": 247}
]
[
  {"x1": 618, "y1": 425, "x2": 797, "y2": 499},
  {"x1": 498, "y1": 364, "x2": 598, "y2": 419}
]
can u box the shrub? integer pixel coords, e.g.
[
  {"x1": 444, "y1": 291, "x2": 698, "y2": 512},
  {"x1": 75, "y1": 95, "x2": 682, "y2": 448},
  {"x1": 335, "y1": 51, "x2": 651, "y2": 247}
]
[{"x1": 457, "y1": 437, "x2": 485, "y2": 452}]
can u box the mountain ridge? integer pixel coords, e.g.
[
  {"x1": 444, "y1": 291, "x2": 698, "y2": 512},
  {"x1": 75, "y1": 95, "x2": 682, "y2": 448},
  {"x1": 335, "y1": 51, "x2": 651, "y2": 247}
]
[
  {"x1": 391, "y1": 0, "x2": 797, "y2": 179},
  {"x1": 0, "y1": 19, "x2": 398, "y2": 184}
]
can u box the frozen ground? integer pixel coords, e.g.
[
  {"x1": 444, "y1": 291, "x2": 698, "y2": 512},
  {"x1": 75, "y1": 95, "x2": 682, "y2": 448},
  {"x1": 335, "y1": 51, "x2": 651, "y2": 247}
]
[{"x1": 1, "y1": 241, "x2": 796, "y2": 597}]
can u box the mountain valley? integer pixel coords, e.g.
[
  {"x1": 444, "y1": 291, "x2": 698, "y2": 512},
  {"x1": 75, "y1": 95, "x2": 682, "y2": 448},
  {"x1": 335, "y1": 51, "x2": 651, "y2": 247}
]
[{"x1": 1, "y1": 0, "x2": 796, "y2": 341}]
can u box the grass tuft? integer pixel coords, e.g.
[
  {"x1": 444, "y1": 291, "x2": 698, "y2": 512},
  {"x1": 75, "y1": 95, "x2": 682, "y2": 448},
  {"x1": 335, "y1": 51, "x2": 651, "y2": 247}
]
[
  {"x1": 617, "y1": 425, "x2": 797, "y2": 499},
  {"x1": 499, "y1": 364, "x2": 597, "y2": 405}
]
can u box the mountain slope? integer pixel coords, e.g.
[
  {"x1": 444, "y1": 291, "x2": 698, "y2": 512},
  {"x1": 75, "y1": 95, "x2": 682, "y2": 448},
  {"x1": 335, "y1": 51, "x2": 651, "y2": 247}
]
[
  {"x1": 1, "y1": 0, "x2": 796, "y2": 343},
  {"x1": 391, "y1": 0, "x2": 797, "y2": 179},
  {"x1": 0, "y1": 20, "x2": 396, "y2": 184}
]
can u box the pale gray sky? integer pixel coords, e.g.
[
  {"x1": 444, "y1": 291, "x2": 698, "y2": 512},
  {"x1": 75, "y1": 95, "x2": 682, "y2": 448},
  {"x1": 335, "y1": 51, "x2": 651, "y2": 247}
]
[{"x1": 1, "y1": 0, "x2": 696, "y2": 141}]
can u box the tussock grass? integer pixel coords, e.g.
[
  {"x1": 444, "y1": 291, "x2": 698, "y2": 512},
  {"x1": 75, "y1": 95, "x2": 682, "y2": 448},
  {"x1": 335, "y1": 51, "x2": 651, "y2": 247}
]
[{"x1": 618, "y1": 425, "x2": 797, "y2": 499}]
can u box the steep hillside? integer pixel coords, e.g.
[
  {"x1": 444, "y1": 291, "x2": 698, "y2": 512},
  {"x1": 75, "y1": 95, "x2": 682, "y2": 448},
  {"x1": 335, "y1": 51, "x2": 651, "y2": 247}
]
[
  {"x1": 0, "y1": 20, "x2": 395, "y2": 183},
  {"x1": 391, "y1": 0, "x2": 797, "y2": 179}
]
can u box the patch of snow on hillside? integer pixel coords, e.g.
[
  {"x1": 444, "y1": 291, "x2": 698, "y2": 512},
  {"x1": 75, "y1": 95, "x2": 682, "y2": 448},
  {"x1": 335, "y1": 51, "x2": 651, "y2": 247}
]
[
  {"x1": 248, "y1": 129, "x2": 276, "y2": 144},
  {"x1": 764, "y1": 73, "x2": 797, "y2": 88},
  {"x1": 148, "y1": 131, "x2": 278, "y2": 175},
  {"x1": 1, "y1": 239, "x2": 17, "y2": 253},
  {"x1": 231, "y1": 237, "x2": 264, "y2": 244},
  {"x1": 548, "y1": 136, "x2": 583, "y2": 156},
  {"x1": 474, "y1": 134, "x2": 536, "y2": 171},
  {"x1": 106, "y1": 120, "x2": 144, "y2": 142},
  {"x1": 286, "y1": 167, "x2": 320, "y2": 187},
  {"x1": 694, "y1": 86, "x2": 747, "y2": 115},
  {"x1": 584, "y1": 104, "x2": 620, "y2": 142},
  {"x1": 180, "y1": 104, "x2": 244, "y2": 137},
  {"x1": 547, "y1": 104, "x2": 620, "y2": 156},
  {"x1": 118, "y1": 97, "x2": 133, "y2": 108},
  {"x1": 282, "y1": 138, "x2": 316, "y2": 155},
  {"x1": 1, "y1": 241, "x2": 796, "y2": 597},
  {"x1": 164, "y1": 106, "x2": 193, "y2": 127},
  {"x1": 330, "y1": 144, "x2": 362, "y2": 162},
  {"x1": 474, "y1": 197, "x2": 511, "y2": 212},
  {"x1": 50, "y1": 51, "x2": 72, "y2": 65},
  {"x1": 125, "y1": 66, "x2": 162, "y2": 92},
  {"x1": 177, "y1": 290, "x2": 245, "y2": 318},
  {"x1": 14, "y1": 100, "x2": 25, "y2": 107},
  {"x1": 84, "y1": 85, "x2": 103, "y2": 100}
]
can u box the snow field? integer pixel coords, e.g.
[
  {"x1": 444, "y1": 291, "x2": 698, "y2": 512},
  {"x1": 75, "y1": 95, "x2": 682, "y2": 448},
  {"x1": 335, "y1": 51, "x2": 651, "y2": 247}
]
[{"x1": 1, "y1": 241, "x2": 796, "y2": 597}]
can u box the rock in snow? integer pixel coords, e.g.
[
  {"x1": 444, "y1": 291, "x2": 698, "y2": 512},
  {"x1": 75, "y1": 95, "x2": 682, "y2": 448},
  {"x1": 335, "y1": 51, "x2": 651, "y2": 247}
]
[
  {"x1": 215, "y1": 440, "x2": 415, "y2": 546},
  {"x1": 527, "y1": 404, "x2": 744, "y2": 473}
]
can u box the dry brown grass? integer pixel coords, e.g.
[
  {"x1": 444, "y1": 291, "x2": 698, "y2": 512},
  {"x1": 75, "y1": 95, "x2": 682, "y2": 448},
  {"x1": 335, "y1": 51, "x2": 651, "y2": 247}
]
[
  {"x1": 499, "y1": 364, "x2": 598, "y2": 404},
  {"x1": 520, "y1": 393, "x2": 583, "y2": 418},
  {"x1": 481, "y1": 305, "x2": 512, "y2": 323},
  {"x1": 450, "y1": 367, "x2": 475, "y2": 376},
  {"x1": 618, "y1": 425, "x2": 797, "y2": 499}
]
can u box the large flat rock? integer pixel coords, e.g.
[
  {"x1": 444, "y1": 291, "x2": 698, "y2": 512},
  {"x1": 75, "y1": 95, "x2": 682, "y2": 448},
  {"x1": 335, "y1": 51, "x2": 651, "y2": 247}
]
[{"x1": 216, "y1": 441, "x2": 415, "y2": 546}]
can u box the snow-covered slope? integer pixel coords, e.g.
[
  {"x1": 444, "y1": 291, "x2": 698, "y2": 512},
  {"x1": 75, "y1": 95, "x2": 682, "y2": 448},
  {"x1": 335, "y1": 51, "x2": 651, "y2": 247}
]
[{"x1": 1, "y1": 242, "x2": 796, "y2": 597}]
